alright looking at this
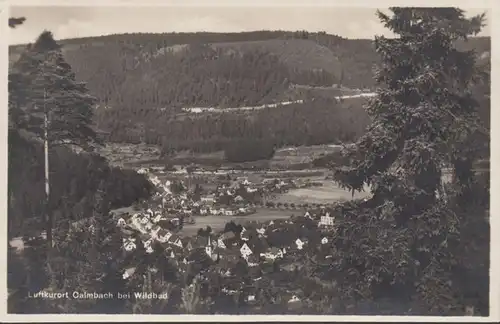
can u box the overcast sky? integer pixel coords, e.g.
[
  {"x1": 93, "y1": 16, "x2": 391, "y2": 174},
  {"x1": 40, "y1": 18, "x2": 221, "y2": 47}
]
[{"x1": 9, "y1": 6, "x2": 491, "y2": 45}]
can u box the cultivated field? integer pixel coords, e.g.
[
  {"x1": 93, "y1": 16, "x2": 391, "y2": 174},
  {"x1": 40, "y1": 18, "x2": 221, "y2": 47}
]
[
  {"x1": 180, "y1": 208, "x2": 296, "y2": 236},
  {"x1": 272, "y1": 179, "x2": 371, "y2": 205}
]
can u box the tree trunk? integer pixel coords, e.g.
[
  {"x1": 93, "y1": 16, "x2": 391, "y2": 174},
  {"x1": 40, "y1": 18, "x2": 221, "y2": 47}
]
[{"x1": 44, "y1": 91, "x2": 53, "y2": 251}]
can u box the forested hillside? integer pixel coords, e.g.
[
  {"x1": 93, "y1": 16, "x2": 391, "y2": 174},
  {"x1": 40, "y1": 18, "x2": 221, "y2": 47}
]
[
  {"x1": 9, "y1": 30, "x2": 490, "y2": 155},
  {"x1": 98, "y1": 97, "x2": 370, "y2": 154},
  {"x1": 8, "y1": 130, "x2": 154, "y2": 238},
  {"x1": 9, "y1": 31, "x2": 489, "y2": 109},
  {"x1": 8, "y1": 31, "x2": 155, "y2": 238}
]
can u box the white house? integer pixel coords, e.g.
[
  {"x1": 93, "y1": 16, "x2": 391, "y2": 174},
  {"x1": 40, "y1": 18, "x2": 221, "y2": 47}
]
[
  {"x1": 295, "y1": 238, "x2": 305, "y2": 250},
  {"x1": 117, "y1": 218, "x2": 127, "y2": 227},
  {"x1": 319, "y1": 213, "x2": 335, "y2": 227},
  {"x1": 122, "y1": 267, "x2": 136, "y2": 279},
  {"x1": 321, "y1": 237, "x2": 329, "y2": 245},
  {"x1": 256, "y1": 227, "x2": 266, "y2": 235},
  {"x1": 131, "y1": 217, "x2": 144, "y2": 232},
  {"x1": 201, "y1": 196, "x2": 215, "y2": 203},
  {"x1": 157, "y1": 230, "x2": 172, "y2": 243},
  {"x1": 153, "y1": 214, "x2": 163, "y2": 223},
  {"x1": 217, "y1": 238, "x2": 227, "y2": 249},
  {"x1": 205, "y1": 236, "x2": 213, "y2": 257},
  {"x1": 150, "y1": 226, "x2": 162, "y2": 239},
  {"x1": 143, "y1": 238, "x2": 153, "y2": 249},
  {"x1": 240, "y1": 243, "x2": 253, "y2": 259},
  {"x1": 304, "y1": 211, "x2": 312, "y2": 219},
  {"x1": 247, "y1": 255, "x2": 259, "y2": 267},
  {"x1": 260, "y1": 247, "x2": 283, "y2": 260},
  {"x1": 123, "y1": 241, "x2": 136, "y2": 252},
  {"x1": 224, "y1": 210, "x2": 235, "y2": 216},
  {"x1": 172, "y1": 238, "x2": 183, "y2": 248}
]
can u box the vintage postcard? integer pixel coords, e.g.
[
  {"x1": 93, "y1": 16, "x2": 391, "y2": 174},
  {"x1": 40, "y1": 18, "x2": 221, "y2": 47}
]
[{"x1": 2, "y1": 0, "x2": 496, "y2": 321}]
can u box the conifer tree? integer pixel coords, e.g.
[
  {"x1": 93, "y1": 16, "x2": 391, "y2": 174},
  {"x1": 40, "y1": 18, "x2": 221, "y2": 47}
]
[
  {"x1": 331, "y1": 8, "x2": 487, "y2": 315},
  {"x1": 12, "y1": 31, "x2": 103, "y2": 250},
  {"x1": 15, "y1": 31, "x2": 102, "y2": 151}
]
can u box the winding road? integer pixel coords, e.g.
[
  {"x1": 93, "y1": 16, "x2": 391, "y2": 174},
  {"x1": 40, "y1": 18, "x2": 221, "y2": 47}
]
[{"x1": 181, "y1": 92, "x2": 378, "y2": 113}]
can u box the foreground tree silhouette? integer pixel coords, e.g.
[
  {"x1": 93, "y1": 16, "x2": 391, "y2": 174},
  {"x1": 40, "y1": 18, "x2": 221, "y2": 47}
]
[
  {"x1": 331, "y1": 8, "x2": 488, "y2": 315},
  {"x1": 12, "y1": 31, "x2": 102, "y2": 250}
]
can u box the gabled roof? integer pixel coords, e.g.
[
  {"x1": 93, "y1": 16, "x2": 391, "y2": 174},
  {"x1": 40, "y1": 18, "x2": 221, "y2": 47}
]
[
  {"x1": 160, "y1": 242, "x2": 171, "y2": 251},
  {"x1": 187, "y1": 248, "x2": 210, "y2": 262},
  {"x1": 157, "y1": 229, "x2": 170, "y2": 237},
  {"x1": 220, "y1": 231, "x2": 236, "y2": 241},
  {"x1": 168, "y1": 234, "x2": 180, "y2": 242},
  {"x1": 240, "y1": 242, "x2": 253, "y2": 253},
  {"x1": 241, "y1": 227, "x2": 257, "y2": 240}
]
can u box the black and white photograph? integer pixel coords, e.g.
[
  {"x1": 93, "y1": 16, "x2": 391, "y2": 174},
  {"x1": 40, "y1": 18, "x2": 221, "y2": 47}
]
[{"x1": 4, "y1": 0, "x2": 494, "y2": 319}]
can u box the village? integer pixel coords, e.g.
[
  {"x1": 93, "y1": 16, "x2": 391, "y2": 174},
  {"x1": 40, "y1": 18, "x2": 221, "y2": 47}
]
[{"x1": 114, "y1": 165, "x2": 342, "y2": 308}]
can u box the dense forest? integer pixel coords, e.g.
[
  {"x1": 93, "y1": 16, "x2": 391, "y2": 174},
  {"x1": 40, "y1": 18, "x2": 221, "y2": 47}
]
[
  {"x1": 8, "y1": 130, "x2": 154, "y2": 238},
  {"x1": 9, "y1": 30, "x2": 490, "y2": 155},
  {"x1": 98, "y1": 97, "x2": 370, "y2": 155}
]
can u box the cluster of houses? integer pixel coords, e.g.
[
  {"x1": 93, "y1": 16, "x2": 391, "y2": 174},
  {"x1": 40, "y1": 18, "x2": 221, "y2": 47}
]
[
  {"x1": 212, "y1": 177, "x2": 302, "y2": 206},
  {"x1": 138, "y1": 168, "x2": 261, "y2": 217},
  {"x1": 119, "y1": 203, "x2": 339, "y2": 307}
]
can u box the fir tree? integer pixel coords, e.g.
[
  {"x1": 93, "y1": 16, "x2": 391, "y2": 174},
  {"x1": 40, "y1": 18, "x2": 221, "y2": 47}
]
[
  {"x1": 12, "y1": 30, "x2": 103, "y2": 250},
  {"x1": 15, "y1": 31, "x2": 102, "y2": 151},
  {"x1": 331, "y1": 8, "x2": 488, "y2": 315}
]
